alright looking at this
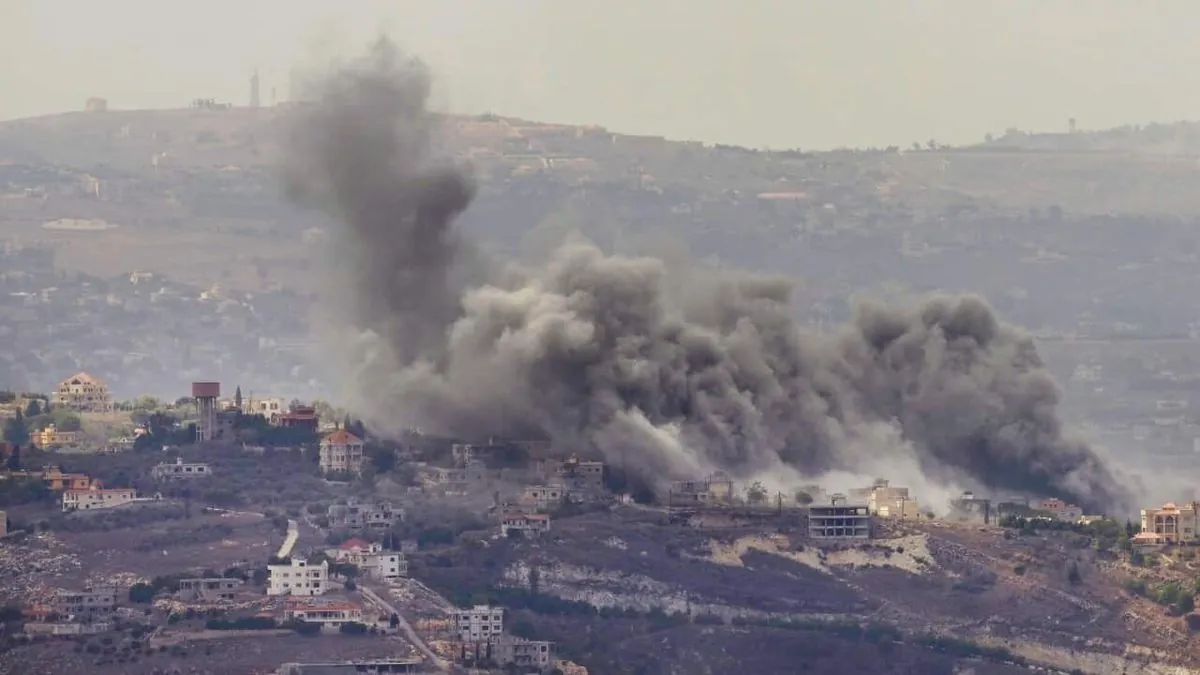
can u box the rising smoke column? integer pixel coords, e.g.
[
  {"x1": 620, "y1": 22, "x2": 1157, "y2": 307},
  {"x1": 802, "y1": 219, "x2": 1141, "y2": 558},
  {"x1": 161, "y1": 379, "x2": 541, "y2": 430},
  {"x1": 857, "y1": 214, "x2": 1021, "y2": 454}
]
[{"x1": 283, "y1": 38, "x2": 1134, "y2": 515}]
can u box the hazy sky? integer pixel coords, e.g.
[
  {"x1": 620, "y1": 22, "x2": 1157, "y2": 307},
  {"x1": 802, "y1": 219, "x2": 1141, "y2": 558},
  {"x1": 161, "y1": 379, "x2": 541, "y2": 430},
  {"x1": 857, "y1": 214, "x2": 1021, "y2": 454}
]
[{"x1": 3, "y1": 0, "x2": 1200, "y2": 149}]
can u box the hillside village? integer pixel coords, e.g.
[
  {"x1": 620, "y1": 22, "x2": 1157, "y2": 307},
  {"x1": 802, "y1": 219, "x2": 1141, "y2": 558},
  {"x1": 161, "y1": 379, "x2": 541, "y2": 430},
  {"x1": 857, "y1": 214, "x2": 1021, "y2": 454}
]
[
  {"x1": 5, "y1": 95, "x2": 1200, "y2": 673},
  {"x1": 1, "y1": 375, "x2": 1200, "y2": 673}
]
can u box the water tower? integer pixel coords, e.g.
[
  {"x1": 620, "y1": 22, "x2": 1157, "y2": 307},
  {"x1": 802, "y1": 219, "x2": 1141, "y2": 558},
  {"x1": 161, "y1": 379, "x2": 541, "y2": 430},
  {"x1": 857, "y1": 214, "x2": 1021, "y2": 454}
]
[{"x1": 192, "y1": 381, "x2": 221, "y2": 442}]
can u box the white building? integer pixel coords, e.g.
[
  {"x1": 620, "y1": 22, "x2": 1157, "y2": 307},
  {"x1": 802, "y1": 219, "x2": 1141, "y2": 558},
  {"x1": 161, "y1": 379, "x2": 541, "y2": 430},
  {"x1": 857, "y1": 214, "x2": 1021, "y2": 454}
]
[
  {"x1": 500, "y1": 512, "x2": 551, "y2": 538},
  {"x1": 151, "y1": 457, "x2": 212, "y2": 480},
  {"x1": 282, "y1": 599, "x2": 364, "y2": 627},
  {"x1": 451, "y1": 605, "x2": 505, "y2": 642},
  {"x1": 62, "y1": 487, "x2": 136, "y2": 512},
  {"x1": 319, "y1": 429, "x2": 366, "y2": 475},
  {"x1": 268, "y1": 559, "x2": 329, "y2": 596}
]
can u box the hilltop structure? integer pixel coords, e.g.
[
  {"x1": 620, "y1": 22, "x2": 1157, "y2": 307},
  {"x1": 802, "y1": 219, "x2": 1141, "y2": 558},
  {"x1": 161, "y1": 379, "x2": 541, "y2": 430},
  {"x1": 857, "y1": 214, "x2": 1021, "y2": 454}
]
[{"x1": 52, "y1": 372, "x2": 113, "y2": 413}]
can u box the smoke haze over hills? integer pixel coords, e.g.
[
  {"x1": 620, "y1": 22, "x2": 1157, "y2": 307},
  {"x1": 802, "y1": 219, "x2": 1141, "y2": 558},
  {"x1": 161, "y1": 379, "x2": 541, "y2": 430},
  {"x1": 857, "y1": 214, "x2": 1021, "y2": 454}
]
[{"x1": 283, "y1": 38, "x2": 1134, "y2": 515}]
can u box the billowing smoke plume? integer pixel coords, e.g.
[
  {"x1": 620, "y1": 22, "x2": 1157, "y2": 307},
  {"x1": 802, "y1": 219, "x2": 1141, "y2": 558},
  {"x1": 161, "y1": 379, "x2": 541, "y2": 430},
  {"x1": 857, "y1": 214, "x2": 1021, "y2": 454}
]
[{"x1": 284, "y1": 38, "x2": 1134, "y2": 515}]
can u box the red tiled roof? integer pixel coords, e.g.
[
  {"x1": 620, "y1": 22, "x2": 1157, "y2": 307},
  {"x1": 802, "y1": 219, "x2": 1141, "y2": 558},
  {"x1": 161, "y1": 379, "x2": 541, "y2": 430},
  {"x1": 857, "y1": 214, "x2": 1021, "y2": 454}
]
[{"x1": 323, "y1": 429, "x2": 363, "y2": 445}]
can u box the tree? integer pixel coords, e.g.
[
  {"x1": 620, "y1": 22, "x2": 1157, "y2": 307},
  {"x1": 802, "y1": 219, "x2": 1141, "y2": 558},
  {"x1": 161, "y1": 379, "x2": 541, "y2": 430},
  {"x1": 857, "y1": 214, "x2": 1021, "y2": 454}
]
[
  {"x1": 1067, "y1": 562, "x2": 1082, "y2": 585},
  {"x1": 367, "y1": 444, "x2": 396, "y2": 474},
  {"x1": 4, "y1": 409, "x2": 29, "y2": 447},
  {"x1": 23, "y1": 399, "x2": 41, "y2": 418},
  {"x1": 745, "y1": 481, "x2": 768, "y2": 505},
  {"x1": 234, "y1": 386, "x2": 243, "y2": 410},
  {"x1": 795, "y1": 491, "x2": 814, "y2": 506},
  {"x1": 5, "y1": 445, "x2": 20, "y2": 471},
  {"x1": 128, "y1": 583, "x2": 155, "y2": 604}
]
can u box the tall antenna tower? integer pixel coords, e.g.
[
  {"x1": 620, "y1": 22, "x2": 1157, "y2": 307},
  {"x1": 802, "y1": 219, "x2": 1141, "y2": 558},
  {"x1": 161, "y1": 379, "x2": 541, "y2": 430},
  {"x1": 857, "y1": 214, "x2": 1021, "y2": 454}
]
[{"x1": 250, "y1": 69, "x2": 261, "y2": 108}]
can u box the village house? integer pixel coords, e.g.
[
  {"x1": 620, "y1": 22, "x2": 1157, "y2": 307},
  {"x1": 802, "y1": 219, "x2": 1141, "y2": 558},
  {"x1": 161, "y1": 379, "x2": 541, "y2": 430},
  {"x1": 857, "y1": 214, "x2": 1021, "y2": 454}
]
[
  {"x1": 326, "y1": 499, "x2": 403, "y2": 531},
  {"x1": 52, "y1": 372, "x2": 114, "y2": 413},
  {"x1": 276, "y1": 405, "x2": 320, "y2": 432},
  {"x1": 1140, "y1": 501, "x2": 1199, "y2": 545},
  {"x1": 28, "y1": 424, "x2": 80, "y2": 449},
  {"x1": 949, "y1": 491, "x2": 993, "y2": 524},
  {"x1": 521, "y1": 483, "x2": 579, "y2": 511},
  {"x1": 669, "y1": 471, "x2": 735, "y2": 506},
  {"x1": 282, "y1": 598, "x2": 364, "y2": 629},
  {"x1": 493, "y1": 635, "x2": 556, "y2": 671},
  {"x1": 327, "y1": 538, "x2": 408, "y2": 581},
  {"x1": 1035, "y1": 498, "x2": 1084, "y2": 523},
  {"x1": 62, "y1": 486, "x2": 136, "y2": 512},
  {"x1": 319, "y1": 429, "x2": 365, "y2": 475},
  {"x1": 556, "y1": 455, "x2": 605, "y2": 491},
  {"x1": 151, "y1": 457, "x2": 212, "y2": 480},
  {"x1": 451, "y1": 605, "x2": 505, "y2": 642},
  {"x1": 177, "y1": 578, "x2": 243, "y2": 602},
  {"x1": 856, "y1": 480, "x2": 921, "y2": 520},
  {"x1": 500, "y1": 511, "x2": 551, "y2": 538},
  {"x1": 39, "y1": 466, "x2": 94, "y2": 491},
  {"x1": 268, "y1": 558, "x2": 329, "y2": 596}
]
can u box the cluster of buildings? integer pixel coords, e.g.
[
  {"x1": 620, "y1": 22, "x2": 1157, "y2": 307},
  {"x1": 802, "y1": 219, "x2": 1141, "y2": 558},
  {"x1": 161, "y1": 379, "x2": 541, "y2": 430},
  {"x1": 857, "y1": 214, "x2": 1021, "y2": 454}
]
[
  {"x1": 0, "y1": 465, "x2": 149, "y2": 513},
  {"x1": 444, "y1": 604, "x2": 556, "y2": 672},
  {"x1": 325, "y1": 499, "x2": 403, "y2": 531},
  {"x1": 948, "y1": 492, "x2": 1089, "y2": 526},
  {"x1": 327, "y1": 538, "x2": 408, "y2": 582}
]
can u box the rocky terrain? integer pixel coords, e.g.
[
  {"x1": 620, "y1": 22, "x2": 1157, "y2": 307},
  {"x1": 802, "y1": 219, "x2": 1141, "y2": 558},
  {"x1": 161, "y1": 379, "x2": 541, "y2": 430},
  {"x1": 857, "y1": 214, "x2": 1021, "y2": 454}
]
[{"x1": 414, "y1": 509, "x2": 1200, "y2": 675}]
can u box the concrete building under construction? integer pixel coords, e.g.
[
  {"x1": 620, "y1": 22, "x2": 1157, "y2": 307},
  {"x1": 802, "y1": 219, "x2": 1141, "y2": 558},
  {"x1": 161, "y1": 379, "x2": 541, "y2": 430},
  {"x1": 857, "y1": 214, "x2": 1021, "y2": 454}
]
[{"x1": 809, "y1": 494, "x2": 872, "y2": 540}]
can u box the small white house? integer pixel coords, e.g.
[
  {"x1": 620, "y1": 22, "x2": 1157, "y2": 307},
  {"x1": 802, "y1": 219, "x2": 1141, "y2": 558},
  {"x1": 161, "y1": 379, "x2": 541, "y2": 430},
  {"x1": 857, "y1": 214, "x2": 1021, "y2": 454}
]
[
  {"x1": 500, "y1": 512, "x2": 551, "y2": 538},
  {"x1": 62, "y1": 487, "x2": 136, "y2": 512},
  {"x1": 267, "y1": 559, "x2": 329, "y2": 596}
]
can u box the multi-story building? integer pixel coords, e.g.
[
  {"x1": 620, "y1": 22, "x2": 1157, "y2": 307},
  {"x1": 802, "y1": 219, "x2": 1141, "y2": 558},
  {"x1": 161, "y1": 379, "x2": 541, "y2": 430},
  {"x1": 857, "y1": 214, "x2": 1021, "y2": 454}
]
[
  {"x1": 52, "y1": 372, "x2": 114, "y2": 413},
  {"x1": 1140, "y1": 502, "x2": 1200, "y2": 545},
  {"x1": 54, "y1": 586, "x2": 118, "y2": 615},
  {"x1": 808, "y1": 495, "x2": 872, "y2": 540},
  {"x1": 177, "y1": 578, "x2": 243, "y2": 602},
  {"x1": 500, "y1": 512, "x2": 551, "y2": 538},
  {"x1": 450, "y1": 605, "x2": 505, "y2": 642},
  {"x1": 151, "y1": 457, "x2": 212, "y2": 481},
  {"x1": 62, "y1": 487, "x2": 136, "y2": 512},
  {"x1": 319, "y1": 429, "x2": 365, "y2": 475},
  {"x1": 268, "y1": 559, "x2": 329, "y2": 596},
  {"x1": 28, "y1": 425, "x2": 80, "y2": 449}
]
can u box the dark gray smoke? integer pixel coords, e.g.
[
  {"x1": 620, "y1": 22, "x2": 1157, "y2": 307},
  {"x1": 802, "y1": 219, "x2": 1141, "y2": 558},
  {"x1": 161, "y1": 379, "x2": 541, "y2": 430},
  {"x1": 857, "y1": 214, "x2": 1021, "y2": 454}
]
[{"x1": 284, "y1": 38, "x2": 1134, "y2": 515}]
